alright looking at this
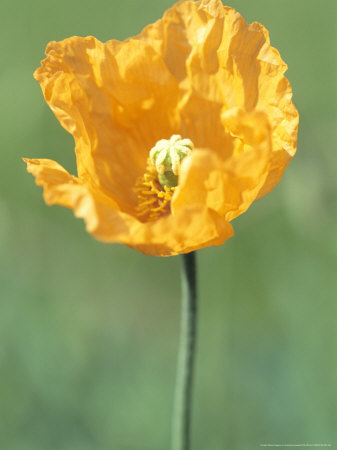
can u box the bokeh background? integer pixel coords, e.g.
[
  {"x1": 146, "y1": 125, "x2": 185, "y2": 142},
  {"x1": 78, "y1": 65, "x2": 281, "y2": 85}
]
[{"x1": 1, "y1": 0, "x2": 336, "y2": 448}]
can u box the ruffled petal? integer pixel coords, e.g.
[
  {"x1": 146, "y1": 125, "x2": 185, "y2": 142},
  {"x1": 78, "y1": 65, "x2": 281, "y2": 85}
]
[
  {"x1": 24, "y1": 158, "x2": 89, "y2": 207},
  {"x1": 87, "y1": 204, "x2": 234, "y2": 256},
  {"x1": 35, "y1": 36, "x2": 180, "y2": 210},
  {"x1": 138, "y1": 0, "x2": 298, "y2": 192},
  {"x1": 172, "y1": 109, "x2": 271, "y2": 221},
  {"x1": 24, "y1": 158, "x2": 232, "y2": 256}
]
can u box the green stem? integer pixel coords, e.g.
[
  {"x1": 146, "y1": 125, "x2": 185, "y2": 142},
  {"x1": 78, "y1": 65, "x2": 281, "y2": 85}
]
[{"x1": 172, "y1": 251, "x2": 198, "y2": 450}]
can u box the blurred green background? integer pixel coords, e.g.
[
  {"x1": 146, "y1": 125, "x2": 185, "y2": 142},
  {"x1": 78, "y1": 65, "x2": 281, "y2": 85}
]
[{"x1": 1, "y1": 0, "x2": 336, "y2": 448}]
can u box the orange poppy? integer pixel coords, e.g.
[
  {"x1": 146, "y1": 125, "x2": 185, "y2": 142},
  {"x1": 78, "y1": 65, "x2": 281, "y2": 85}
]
[{"x1": 25, "y1": 0, "x2": 298, "y2": 256}]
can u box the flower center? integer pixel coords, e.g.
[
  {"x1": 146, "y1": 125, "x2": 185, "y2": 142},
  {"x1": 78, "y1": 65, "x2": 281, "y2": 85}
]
[
  {"x1": 150, "y1": 134, "x2": 193, "y2": 189},
  {"x1": 134, "y1": 135, "x2": 193, "y2": 222}
]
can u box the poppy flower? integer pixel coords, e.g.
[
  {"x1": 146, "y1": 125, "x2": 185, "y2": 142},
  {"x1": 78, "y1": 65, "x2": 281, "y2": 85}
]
[{"x1": 25, "y1": 0, "x2": 298, "y2": 256}]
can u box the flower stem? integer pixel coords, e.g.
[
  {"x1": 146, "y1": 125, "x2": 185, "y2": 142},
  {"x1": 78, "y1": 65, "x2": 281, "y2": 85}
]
[{"x1": 172, "y1": 251, "x2": 198, "y2": 450}]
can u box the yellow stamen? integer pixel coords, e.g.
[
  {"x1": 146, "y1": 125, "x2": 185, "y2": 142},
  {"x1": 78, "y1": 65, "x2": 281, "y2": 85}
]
[{"x1": 134, "y1": 161, "x2": 176, "y2": 222}]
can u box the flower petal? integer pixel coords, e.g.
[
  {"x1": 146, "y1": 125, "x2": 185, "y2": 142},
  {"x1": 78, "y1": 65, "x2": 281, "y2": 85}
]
[
  {"x1": 138, "y1": 0, "x2": 298, "y2": 192},
  {"x1": 89, "y1": 205, "x2": 233, "y2": 256},
  {"x1": 24, "y1": 158, "x2": 232, "y2": 256},
  {"x1": 172, "y1": 109, "x2": 271, "y2": 221},
  {"x1": 35, "y1": 36, "x2": 180, "y2": 210},
  {"x1": 24, "y1": 158, "x2": 89, "y2": 208},
  {"x1": 127, "y1": 207, "x2": 234, "y2": 256}
]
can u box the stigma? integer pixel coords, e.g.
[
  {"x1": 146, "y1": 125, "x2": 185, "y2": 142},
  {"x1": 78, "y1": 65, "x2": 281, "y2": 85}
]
[{"x1": 149, "y1": 135, "x2": 193, "y2": 188}]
